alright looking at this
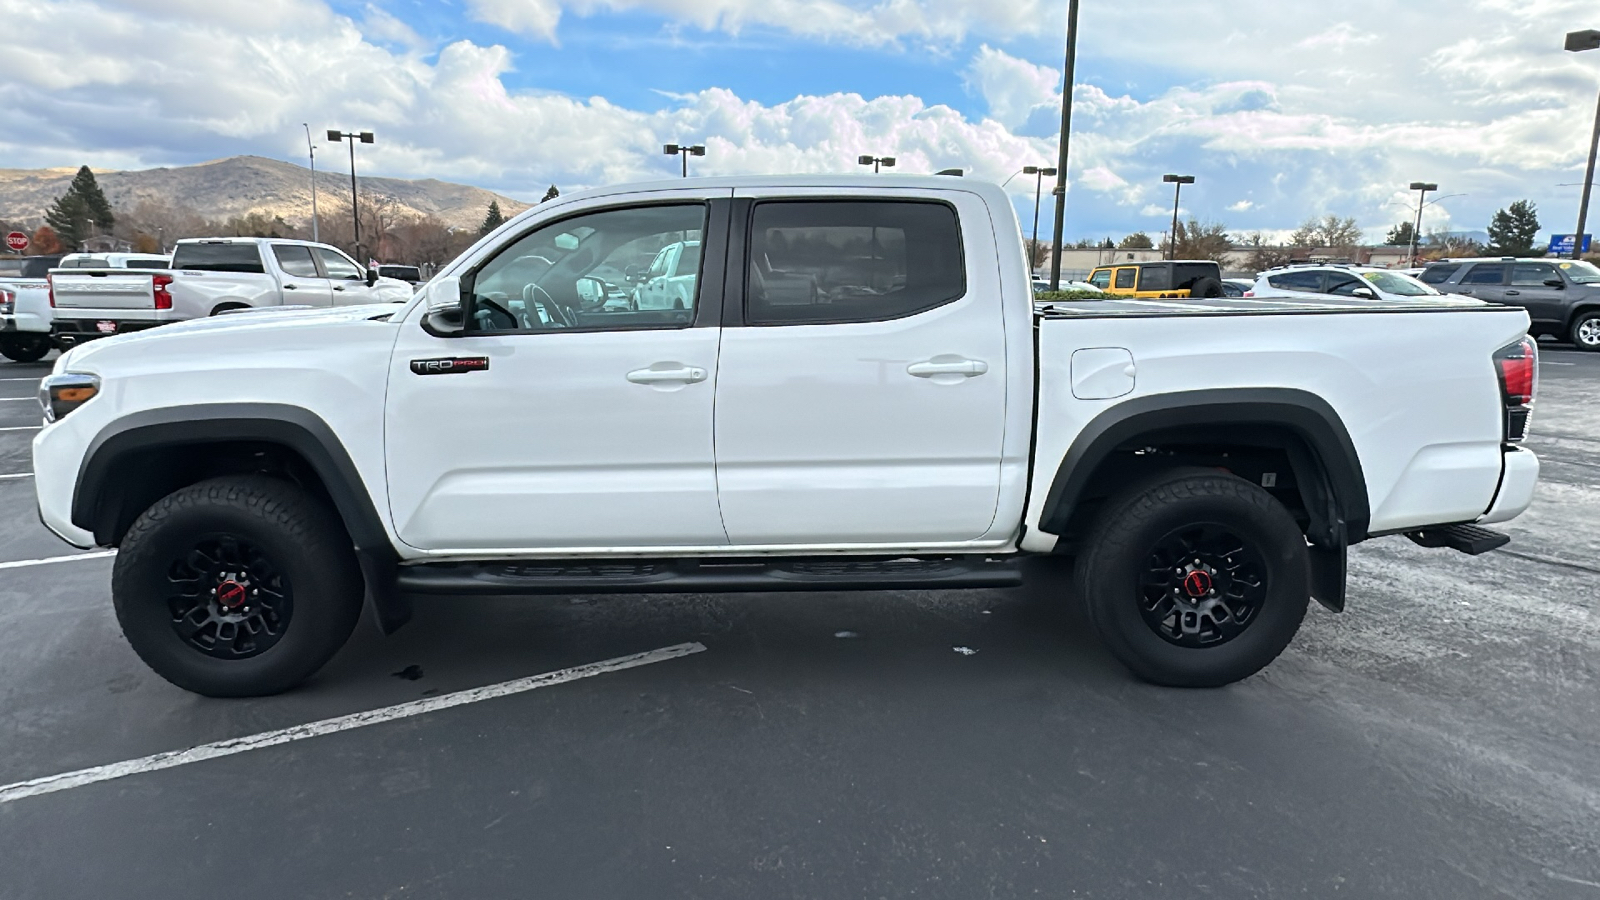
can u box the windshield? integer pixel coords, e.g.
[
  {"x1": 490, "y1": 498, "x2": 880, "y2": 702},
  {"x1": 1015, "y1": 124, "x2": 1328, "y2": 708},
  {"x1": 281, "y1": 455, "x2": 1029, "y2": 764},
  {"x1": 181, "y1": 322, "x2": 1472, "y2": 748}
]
[
  {"x1": 1361, "y1": 270, "x2": 1439, "y2": 296},
  {"x1": 1557, "y1": 260, "x2": 1600, "y2": 284}
]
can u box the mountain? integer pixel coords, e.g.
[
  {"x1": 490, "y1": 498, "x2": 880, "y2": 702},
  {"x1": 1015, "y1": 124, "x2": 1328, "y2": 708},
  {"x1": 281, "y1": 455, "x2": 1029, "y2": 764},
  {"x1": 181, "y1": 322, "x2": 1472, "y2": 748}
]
[{"x1": 0, "y1": 156, "x2": 532, "y2": 232}]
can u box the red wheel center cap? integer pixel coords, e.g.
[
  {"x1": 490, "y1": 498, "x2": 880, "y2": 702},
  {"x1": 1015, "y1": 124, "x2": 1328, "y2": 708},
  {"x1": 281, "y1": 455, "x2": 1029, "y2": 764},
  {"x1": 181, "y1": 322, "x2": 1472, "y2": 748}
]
[
  {"x1": 1183, "y1": 570, "x2": 1213, "y2": 598},
  {"x1": 217, "y1": 581, "x2": 247, "y2": 608}
]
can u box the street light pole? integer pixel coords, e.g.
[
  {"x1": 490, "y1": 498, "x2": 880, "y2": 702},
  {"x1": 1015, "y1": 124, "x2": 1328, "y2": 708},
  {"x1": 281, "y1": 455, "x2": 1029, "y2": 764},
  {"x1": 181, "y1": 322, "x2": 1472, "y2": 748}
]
[
  {"x1": 1047, "y1": 0, "x2": 1080, "y2": 291},
  {"x1": 1022, "y1": 165, "x2": 1057, "y2": 272},
  {"x1": 1162, "y1": 174, "x2": 1195, "y2": 260},
  {"x1": 1567, "y1": 30, "x2": 1600, "y2": 260},
  {"x1": 858, "y1": 155, "x2": 896, "y2": 173},
  {"x1": 327, "y1": 129, "x2": 374, "y2": 262},
  {"x1": 302, "y1": 123, "x2": 319, "y2": 243},
  {"x1": 664, "y1": 143, "x2": 707, "y2": 177},
  {"x1": 1408, "y1": 181, "x2": 1437, "y2": 265}
]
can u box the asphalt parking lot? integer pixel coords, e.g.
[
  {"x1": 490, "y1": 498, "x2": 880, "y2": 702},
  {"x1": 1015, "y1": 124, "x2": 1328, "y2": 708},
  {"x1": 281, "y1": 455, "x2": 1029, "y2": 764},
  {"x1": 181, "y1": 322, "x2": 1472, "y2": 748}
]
[{"x1": 1, "y1": 345, "x2": 1598, "y2": 899}]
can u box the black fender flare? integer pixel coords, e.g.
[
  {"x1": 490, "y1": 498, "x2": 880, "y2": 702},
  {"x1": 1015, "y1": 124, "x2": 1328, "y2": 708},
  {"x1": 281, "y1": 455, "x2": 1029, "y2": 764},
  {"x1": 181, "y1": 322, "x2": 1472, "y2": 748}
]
[
  {"x1": 73, "y1": 403, "x2": 409, "y2": 633},
  {"x1": 1036, "y1": 388, "x2": 1371, "y2": 546}
]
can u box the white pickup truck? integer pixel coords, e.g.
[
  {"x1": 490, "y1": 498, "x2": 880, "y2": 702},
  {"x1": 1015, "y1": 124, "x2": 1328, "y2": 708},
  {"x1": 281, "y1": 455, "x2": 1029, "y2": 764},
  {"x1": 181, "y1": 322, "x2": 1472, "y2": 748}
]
[
  {"x1": 32, "y1": 175, "x2": 1540, "y2": 698},
  {"x1": 49, "y1": 237, "x2": 412, "y2": 346},
  {"x1": 0, "y1": 253, "x2": 65, "y2": 362}
]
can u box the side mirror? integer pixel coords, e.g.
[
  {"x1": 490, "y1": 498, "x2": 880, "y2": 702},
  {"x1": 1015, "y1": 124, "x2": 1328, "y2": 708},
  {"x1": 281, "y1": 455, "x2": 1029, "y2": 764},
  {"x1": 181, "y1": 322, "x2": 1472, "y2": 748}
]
[
  {"x1": 366, "y1": 268, "x2": 380, "y2": 287},
  {"x1": 1544, "y1": 278, "x2": 1565, "y2": 288},
  {"x1": 1352, "y1": 287, "x2": 1376, "y2": 299},
  {"x1": 421, "y1": 275, "x2": 466, "y2": 336},
  {"x1": 575, "y1": 276, "x2": 607, "y2": 309},
  {"x1": 624, "y1": 264, "x2": 641, "y2": 284}
]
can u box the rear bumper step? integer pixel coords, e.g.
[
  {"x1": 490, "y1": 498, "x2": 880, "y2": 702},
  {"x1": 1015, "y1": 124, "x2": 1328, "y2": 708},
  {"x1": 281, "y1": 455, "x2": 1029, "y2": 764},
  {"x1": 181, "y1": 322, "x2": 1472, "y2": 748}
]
[
  {"x1": 396, "y1": 556, "x2": 1024, "y2": 596},
  {"x1": 1405, "y1": 524, "x2": 1510, "y2": 556}
]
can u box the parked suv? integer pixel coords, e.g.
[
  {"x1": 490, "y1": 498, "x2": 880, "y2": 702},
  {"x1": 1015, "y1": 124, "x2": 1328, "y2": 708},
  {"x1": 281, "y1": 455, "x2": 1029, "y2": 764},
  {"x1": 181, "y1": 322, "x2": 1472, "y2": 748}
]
[
  {"x1": 1421, "y1": 258, "x2": 1600, "y2": 350},
  {"x1": 1251, "y1": 264, "x2": 1444, "y2": 302},
  {"x1": 1085, "y1": 260, "x2": 1225, "y2": 299}
]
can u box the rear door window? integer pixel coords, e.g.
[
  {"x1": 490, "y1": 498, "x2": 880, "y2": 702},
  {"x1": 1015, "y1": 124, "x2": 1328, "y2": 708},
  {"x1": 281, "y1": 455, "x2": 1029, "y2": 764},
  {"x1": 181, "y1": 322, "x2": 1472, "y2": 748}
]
[
  {"x1": 1267, "y1": 271, "x2": 1324, "y2": 292},
  {"x1": 1460, "y1": 264, "x2": 1506, "y2": 285},
  {"x1": 1113, "y1": 268, "x2": 1136, "y2": 290},
  {"x1": 1327, "y1": 275, "x2": 1367, "y2": 296},
  {"x1": 171, "y1": 243, "x2": 266, "y2": 274},
  {"x1": 745, "y1": 200, "x2": 965, "y2": 325},
  {"x1": 272, "y1": 245, "x2": 321, "y2": 278}
]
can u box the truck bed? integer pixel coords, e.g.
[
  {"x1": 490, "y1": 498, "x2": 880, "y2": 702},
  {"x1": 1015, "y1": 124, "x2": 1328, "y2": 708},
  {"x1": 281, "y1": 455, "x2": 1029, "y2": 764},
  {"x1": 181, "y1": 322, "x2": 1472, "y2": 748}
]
[{"x1": 1036, "y1": 295, "x2": 1494, "y2": 317}]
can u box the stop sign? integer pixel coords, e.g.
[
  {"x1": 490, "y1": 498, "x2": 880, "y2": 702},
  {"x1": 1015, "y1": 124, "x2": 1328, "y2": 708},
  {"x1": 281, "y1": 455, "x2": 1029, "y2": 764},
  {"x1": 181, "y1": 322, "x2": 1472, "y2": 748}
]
[{"x1": 5, "y1": 232, "x2": 27, "y2": 252}]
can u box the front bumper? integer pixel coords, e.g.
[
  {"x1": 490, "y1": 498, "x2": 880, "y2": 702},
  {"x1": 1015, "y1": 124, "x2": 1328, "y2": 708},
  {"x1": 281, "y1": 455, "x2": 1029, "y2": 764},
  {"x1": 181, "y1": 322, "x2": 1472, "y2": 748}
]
[{"x1": 1479, "y1": 446, "x2": 1539, "y2": 525}]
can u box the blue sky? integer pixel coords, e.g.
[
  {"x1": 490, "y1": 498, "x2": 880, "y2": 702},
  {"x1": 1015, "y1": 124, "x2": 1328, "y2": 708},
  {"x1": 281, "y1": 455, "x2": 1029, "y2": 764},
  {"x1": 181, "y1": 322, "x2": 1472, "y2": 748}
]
[{"x1": 1, "y1": 0, "x2": 1597, "y2": 244}]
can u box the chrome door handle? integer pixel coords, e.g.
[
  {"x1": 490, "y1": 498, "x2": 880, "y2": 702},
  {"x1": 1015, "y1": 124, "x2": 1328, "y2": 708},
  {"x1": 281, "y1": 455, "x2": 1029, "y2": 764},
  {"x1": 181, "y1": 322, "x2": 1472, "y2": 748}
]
[
  {"x1": 284, "y1": 284, "x2": 297, "y2": 290},
  {"x1": 907, "y1": 359, "x2": 988, "y2": 377},
  {"x1": 627, "y1": 366, "x2": 708, "y2": 384}
]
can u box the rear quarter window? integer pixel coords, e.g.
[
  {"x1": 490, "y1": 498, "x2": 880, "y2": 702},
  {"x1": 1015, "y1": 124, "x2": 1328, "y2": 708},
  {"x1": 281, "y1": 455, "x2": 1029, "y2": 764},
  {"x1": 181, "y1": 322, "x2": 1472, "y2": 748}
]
[
  {"x1": 1137, "y1": 266, "x2": 1171, "y2": 291},
  {"x1": 171, "y1": 243, "x2": 266, "y2": 274},
  {"x1": 1418, "y1": 264, "x2": 1459, "y2": 284},
  {"x1": 1171, "y1": 262, "x2": 1219, "y2": 288},
  {"x1": 1267, "y1": 271, "x2": 1324, "y2": 292}
]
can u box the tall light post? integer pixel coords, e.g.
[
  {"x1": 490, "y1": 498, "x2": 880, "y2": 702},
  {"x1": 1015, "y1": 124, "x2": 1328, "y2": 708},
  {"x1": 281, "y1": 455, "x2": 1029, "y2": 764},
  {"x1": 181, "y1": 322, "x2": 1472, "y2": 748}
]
[
  {"x1": 1022, "y1": 165, "x2": 1057, "y2": 272},
  {"x1": 664, "y1": 143, "x2": 705, "y2": 177},
  {"x1": 302, "y1": 123, "x2": 320, "y2": 243},
  {"x1": 857, "y1": 155, "x2": 896, "y2": 173},
  {"x1": 327, "y1": 129, "x2": 374, "y2": 262},
  {"x1": 1163, "y1": 174, "x2": 1195, "y2": 260},
  {"x1": 1408, "y1": 182, "x2": 1437, "y2": 265},
  {"x1": 1566, "y1": 29, "x2": 1600, "y2": 260},
  {"x1": 1047, "y1": 0, "x2": 1081, "y2": 291}
]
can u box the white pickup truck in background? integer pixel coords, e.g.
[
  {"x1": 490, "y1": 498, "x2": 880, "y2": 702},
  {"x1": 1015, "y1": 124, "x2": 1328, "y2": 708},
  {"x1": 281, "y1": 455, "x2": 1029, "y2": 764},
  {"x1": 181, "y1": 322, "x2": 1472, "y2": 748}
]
[
  {"x1": 50, "y1": 237, "x2": 412, "y2": 347},
  {"x1": 33, "y1": 175, "x2": 1540, "y2": 698},
  {"x1": 0, "y1": 254, "x2": 65, "y2": 362}
]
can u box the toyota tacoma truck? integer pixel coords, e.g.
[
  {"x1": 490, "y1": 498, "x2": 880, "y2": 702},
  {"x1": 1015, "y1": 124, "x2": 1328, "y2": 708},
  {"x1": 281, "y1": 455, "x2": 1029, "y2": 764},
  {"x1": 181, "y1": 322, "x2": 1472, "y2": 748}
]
[
  {"x1": 32, "y1": 176, "x2": 1541, "y2": 697},
  {"x1": 49, "y1": 237, "x2": 412, "y2": 346}
]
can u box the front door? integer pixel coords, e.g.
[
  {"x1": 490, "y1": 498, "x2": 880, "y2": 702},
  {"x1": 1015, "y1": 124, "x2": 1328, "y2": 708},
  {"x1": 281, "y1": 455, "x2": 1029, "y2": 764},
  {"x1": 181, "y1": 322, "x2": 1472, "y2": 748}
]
[
  {"x1": 385, "y1": 197, "x2": 729, "y2": 551},
  {"x1": 713, "y1": 190, "x2": 1010, "y2": 546},
  {"x1": 315, "y1": 247, "x2": 380, "y2": 305}
]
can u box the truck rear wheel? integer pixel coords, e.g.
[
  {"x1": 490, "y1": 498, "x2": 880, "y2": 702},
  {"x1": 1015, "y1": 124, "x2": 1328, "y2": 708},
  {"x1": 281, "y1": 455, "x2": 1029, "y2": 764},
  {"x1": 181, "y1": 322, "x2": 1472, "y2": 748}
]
[
  {"x1": 112, "y1": 476, "x2": 363, "y2": 697},
  {"x1": 1571, "y1": 311, "x2": 1600, "y2": 351},
  {"x1": 1075, "y1": 471, "x2": 1309, "y2": 687},
  {"x1": 0, "y1": 333, "x2": 51, "y2": 363}
]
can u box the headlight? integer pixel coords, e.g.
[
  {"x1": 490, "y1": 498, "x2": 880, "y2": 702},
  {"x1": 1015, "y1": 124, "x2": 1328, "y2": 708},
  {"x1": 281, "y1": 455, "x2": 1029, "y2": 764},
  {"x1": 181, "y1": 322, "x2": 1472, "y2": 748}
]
[{"x1": 39, "y1": 373, "x2": 100, "y2": 423}]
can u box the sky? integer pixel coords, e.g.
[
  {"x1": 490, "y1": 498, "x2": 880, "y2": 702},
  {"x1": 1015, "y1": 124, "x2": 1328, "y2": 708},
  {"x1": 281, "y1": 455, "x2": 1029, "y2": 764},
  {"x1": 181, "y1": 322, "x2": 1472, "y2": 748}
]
[{"x1": 1, "y1": 0, "x2": 1598, "y2": 244}]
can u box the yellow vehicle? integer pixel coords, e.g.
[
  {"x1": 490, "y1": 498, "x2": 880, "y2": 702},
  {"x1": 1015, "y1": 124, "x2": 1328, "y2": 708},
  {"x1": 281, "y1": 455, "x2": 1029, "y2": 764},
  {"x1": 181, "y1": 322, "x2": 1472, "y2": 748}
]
[{"x1": 1086, "y1": 260, "x2": 1226, "y2": 299}]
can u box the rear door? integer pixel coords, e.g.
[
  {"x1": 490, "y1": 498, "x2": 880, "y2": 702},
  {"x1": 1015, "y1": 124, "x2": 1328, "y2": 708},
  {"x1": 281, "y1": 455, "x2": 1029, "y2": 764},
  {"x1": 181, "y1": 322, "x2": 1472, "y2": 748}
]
[
  {"x1": 270, "y1": 245, "x2": 333, "y2": 306},
  {"x1": 714, "y1": 189, "x2": 1009, "y2": 545},
  {"x1": 1505, "y1": 262, "x2": 1565, "y2": 326},
  {"x1": 1455, "y1": 263, "x2": 1507, "y2": 303}
]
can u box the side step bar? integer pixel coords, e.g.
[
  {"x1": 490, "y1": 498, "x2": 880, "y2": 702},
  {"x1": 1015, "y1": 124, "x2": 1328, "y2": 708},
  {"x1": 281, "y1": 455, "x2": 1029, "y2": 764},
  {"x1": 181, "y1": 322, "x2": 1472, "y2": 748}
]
[
  {"x1": 396, "y1": 556, "x2": 1025, "y2": 596},
  {"x1": 1405, "y1": 524, "x2": 1511, "y2": 556}
]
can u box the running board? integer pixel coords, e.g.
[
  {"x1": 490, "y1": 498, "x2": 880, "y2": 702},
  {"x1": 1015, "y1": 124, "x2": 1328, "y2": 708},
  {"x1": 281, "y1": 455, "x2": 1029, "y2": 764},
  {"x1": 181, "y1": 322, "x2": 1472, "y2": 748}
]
[
  {"x1": 1404, "y1": 524, "x2": 1510, "y2": 556},
  {"x1": 396, "y1": 556, "x2": 1025, "y2": 596}
]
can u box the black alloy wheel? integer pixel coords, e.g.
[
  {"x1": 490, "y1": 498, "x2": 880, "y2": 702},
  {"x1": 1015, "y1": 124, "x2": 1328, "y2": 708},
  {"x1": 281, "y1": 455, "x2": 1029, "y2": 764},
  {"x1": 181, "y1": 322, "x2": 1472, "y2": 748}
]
[
  {"x1": 165, "y1": 535, "x2": 293, "y2": 659},
  {"x1": 1139, "y1": 524, "x2": 1267, "y2": 648}
]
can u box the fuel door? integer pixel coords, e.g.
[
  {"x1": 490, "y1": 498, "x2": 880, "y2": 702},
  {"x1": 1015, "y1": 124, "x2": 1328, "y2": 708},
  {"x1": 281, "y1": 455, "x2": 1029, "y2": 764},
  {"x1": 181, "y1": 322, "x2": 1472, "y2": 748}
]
[{"x1": 1071, "y1": 347, "x2": 1136, "y2": 400}]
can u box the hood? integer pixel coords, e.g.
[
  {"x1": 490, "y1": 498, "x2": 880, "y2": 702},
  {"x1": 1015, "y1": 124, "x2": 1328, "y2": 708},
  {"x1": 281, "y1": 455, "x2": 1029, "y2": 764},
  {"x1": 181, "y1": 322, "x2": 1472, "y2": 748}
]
[{"x1": 57, "y1": 303, "x2": 402, "y2": 373}]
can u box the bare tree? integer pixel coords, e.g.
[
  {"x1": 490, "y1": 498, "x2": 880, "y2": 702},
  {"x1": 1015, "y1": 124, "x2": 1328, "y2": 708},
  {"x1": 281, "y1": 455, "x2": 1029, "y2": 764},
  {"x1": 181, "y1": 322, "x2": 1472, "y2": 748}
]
[
  {"x1": 1240, "y1": 231, "x2": 1295, "y2": 271},
  {"x1": 1290, "y1": 215, "x2": 1362, "y2": 254},
  {"x1": 1162, "y1": 219, "x2": 1232, "y2": 263}
]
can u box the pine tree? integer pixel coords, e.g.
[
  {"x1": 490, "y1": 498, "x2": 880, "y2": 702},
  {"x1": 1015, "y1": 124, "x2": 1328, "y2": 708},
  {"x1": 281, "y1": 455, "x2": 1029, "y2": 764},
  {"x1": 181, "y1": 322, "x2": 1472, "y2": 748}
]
[
  {"x1": 479, "y1": 201, "x2": 505, "y2": 236},
  {"x1": 68, "y1": 166, "x2": 114, "y2": 231},
  {"x1": 44, "y1": 192, "x2": 91, "y2": 251},
  {"x1": 541, "y1": 185, "x2": 559, "y2": 203},
  {"x1": 1486, "y1": 200, "x2": 1541, "y2": 257},
  {"x1": 1385, "y1": 221, "x2": 1416, "y2": 246}
]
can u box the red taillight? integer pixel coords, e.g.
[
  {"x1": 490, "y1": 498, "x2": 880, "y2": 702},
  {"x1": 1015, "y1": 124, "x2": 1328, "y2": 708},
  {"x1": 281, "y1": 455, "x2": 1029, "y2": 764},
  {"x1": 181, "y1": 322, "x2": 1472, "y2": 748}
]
[
  {"x1": 47, "y1": 274, "x2": 55, "y2": 308},
  {"x1": 1243, "y1": 290, "x2": 1255, "y2": 297},
  {"x1": 1493, "y1": 336, "x2": 1537, "y2": 442},
  {"x1": 153, "y1": 274, "x2": 173, "y2": 310}
]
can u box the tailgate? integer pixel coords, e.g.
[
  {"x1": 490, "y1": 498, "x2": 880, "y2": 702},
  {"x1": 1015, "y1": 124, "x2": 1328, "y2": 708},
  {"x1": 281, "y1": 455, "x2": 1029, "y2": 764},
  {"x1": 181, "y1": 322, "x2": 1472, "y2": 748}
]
[{"x1": 51, "y1": 271, "x2": 156, "y2": 309}]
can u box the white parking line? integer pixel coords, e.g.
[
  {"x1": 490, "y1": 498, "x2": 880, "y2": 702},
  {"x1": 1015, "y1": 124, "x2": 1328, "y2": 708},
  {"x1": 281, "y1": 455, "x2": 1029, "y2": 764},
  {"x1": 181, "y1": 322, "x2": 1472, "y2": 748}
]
[
  {"x1": 0, "y1": 641, "x2": 707, "y2": 805},
  {"x1": 0, "y1": 377, "x2": 41, "y2": 382},
  {"x1": 0, "y1": 426, "x2": 40, "y2": 431},
  {"x1": 0, "y1": 472, "x2": 32, "y2": 479},
  {"x1": 0, "y1": 551, "x2": 116, "y2": 570}
]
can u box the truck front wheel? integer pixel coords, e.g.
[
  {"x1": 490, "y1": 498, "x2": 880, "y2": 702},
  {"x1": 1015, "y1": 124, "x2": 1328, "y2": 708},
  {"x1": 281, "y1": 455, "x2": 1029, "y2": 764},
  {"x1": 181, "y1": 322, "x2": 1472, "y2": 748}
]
[
  {"x1": 1075, "y1": 471, "x2": 1310, "y2": 687},
  {"x1": 112, "y1": 476, "x2": 363, "y2": 697}
]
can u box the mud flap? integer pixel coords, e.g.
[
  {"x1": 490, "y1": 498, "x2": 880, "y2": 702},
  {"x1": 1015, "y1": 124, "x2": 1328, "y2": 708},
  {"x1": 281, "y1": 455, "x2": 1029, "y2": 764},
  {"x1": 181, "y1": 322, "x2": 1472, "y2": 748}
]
[
  {"x1": 1308, "y1": 532, "x2": 1347, "y2": 613},
  {"x1": 356, "y1": 547, "x2": 411, "y2": 634}
]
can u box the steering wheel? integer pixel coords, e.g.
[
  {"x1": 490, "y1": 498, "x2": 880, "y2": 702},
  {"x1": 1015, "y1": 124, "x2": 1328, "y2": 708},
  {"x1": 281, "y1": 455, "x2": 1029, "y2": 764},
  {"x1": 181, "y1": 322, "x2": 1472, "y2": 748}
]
[{"x1": 524, "y1": 283, "x2": 576, "y2": 328}]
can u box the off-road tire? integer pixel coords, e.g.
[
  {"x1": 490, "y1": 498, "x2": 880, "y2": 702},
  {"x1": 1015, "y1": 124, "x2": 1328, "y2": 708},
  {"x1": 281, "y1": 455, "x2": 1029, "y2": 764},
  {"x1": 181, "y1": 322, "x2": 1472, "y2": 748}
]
[
  {"x1": 1570, "y1": 311, "x2": 1600, "y2": 352},
  {"x1": 112, "y1": 476, "x2": 363, "y2": 697},
  {"x1": 1075, "y1": 471, "x2": 1310, "y2": 687},
  {"x1": 1188, "y1": 277, "x2": 1225, "y2": 299},
  {"x1": 0, "y1": 333, "x2": 51, "y2": 363}
]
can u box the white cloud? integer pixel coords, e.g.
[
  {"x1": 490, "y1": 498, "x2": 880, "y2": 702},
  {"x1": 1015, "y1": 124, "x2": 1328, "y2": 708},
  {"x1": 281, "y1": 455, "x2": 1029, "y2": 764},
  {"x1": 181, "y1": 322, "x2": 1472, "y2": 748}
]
[
  {"x1": 964, "y1": 44, "x2": 1059, "y2": 129},
  {"x1": 466, "y1": 0, "x2": 1049, "y2": 45},
  {"x1": 1228, "y1": 200, "x2": 1254, "y2": 212}
]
